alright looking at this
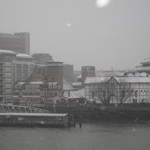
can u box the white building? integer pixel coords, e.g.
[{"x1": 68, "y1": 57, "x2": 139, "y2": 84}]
[
  {"x1": 13, "y1": 53, "x2": 34, "y2": 83},
  {"x1": 0, "y1": 49, "x2": 35, "y2": 103},
  {"x1": 0, "y1": 50, "x2": 16, "y2": 103},
  {"x1": 84, "y1": 74, "x2": 150, "y2": 104}
]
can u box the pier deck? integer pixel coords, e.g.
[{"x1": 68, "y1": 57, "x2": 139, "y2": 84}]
[{"x1": 0, "y1": 112, "x2": 71, "y2": 127}]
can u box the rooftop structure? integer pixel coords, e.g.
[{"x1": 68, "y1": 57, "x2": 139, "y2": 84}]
[
  {"x1": 32, "y1": 53, "x2": 53, "y2": 64},
  {"x1": 0, "y1": 49, "x2": 16, "y2": 55},
  {"x1": 85, "y1": 75, "x2": 150, "y2": 84},
  {"x1": 136, "y1": 58, "x2": 150, "y2": 74},
  {"x1": 16, "y1": 53, "x2": 32, "y2": 59}
]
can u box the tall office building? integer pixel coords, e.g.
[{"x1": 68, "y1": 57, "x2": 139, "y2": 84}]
[{"x1": 0, "y1": 32, "x2": 30, "y2": 54}]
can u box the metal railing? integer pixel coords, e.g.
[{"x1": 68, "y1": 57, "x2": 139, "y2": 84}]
[{"x1": 0, "y1": 104, "x2": 48, "y2": 113}]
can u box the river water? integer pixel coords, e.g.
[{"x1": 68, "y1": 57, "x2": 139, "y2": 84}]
[{"x1": 0, "y1": 122, "x2": 150, "y2": 150}]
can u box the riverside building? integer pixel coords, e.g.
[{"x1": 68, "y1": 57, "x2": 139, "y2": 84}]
[
  {"x1": 14, "y1": 60, "x2": 64, "y2": 105},
  {"x1": 0, "y1": 49, "x2": 35, "y2": 103},
  {"x1": 84, "y1": 73, "x2": 150, "y2": 104},
  {"x1": 0, "y1": 50, "x2": 16, "y2": 103}
]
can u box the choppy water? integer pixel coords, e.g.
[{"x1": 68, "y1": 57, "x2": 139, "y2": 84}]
[{"x1": 0, "y1": 122, "x2": 150, "y2": 150}]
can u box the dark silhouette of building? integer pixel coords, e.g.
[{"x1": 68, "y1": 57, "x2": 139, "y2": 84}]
[
  {"x1": 63, "y1": 64, "x2": 75, "y2": 83},
  {"x1": 81, "y1": 66, "x2": 96, "y2": 82}
]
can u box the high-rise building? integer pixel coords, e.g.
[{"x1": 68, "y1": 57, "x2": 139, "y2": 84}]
[
  {"x1": 0, "y1": 49, "x2": 35, "y2": 103},
  {"x1": 0, "y1": 32, "x2": 30, "y2": 54},
  {"x1": 0, "y1": 50, "x2": 16, "y2": 103}
]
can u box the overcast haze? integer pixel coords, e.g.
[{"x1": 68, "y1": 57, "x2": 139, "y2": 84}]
[{"x1": 0, "y1": 0, "x2": 150, "y2": 70}]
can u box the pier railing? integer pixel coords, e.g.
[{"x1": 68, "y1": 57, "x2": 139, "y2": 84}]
[{"x1": 0, "y1": 104, "x2": 48, "y2": 113}]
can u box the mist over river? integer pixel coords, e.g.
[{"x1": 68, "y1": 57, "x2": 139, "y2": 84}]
[{"x1": 0, "y1": 122, "x2": 150, "y2": 150}]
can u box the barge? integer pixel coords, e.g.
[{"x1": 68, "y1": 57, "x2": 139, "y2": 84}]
[{"x1": 0, "y1": 113, "x2": 73, "y2": 127}]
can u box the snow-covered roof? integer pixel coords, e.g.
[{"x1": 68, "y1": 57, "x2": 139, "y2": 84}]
[
  {"x1": 63, "y1": 80, "x2": 74, "y2": 90},
  {"x1": 30, "y1": 81, "x2": 43, "y2": 85},
  {"x1": 67, "y1": 89, "x2": 85, "y2": 98},
  {"x1": 17, "y1": 81, "x2": 59, "y2": 85},
  {"x1": 84, "y1": 77, "x2": 109, "y2": 84},
  {"x1": 96, "y1": 70, "x2": 125, "y2": 77},
  {"x1": 85, "y1": 76, "x2": 150, "y2": 84},
  {"x1": 72, "y1": 82, "x2": 82, "y2": 86},
  {"x1": 0, "y1": 49, "x2": 16, "y2": 55},
  {"x1": 125, "y1": 72, "x2": 148, "y2": 77},
  {"x1": 17, "y1": 81, "x2": 43, "y2": 85},
  {"x1": 17, "y1": 82, "x2": 25, "y2": 85},
  {"x1": 115, "y1": 76, "x2": 150, "y2": 83},
  {"x1": 16, "y1": 53, "x2": 32, "y2": 59}
]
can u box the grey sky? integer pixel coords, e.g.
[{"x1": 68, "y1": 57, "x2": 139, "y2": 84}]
[{"x1": 0, "y1": 0, "x2": 150, "y2": 70}]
